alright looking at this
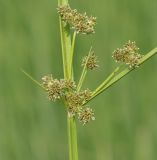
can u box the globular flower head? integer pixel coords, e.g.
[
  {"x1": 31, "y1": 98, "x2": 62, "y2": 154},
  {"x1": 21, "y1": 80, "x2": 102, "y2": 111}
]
[
  {"x1": 66, "y1": 89, "x2": 92, "y2": 116},
  {"x1": 42, "y1": 75, "x2": 76, "y2": 101},
  {"x1": 57, "y1": 5, "x2": 96, "y2": 34},
  {"x1": 79, "y1": 89, "x2": 92, "y2": 101},
  {"x1": 112, "y1": 40, "x2": 142, "y2": 68},
  {"x1": 78, "y1": 107, "x2": 95, "y2": 125},
  {"x1": 123, "y1": 40, "x2": 139, "y2": 53},
  {"x1": 82, "y1": 50, "x2": 99, "y2": 70},
  {"x1": 66, "y1": 91, "x2": 83, "y2": 115},
  {"x1": 42, "y1": 75, "x2": 64, "y2": 101},
  {"x1": 60, "y1": 79, "x2": 76, "y2": 90},
  {"x1": 42, "y1": 75, "x2": 53, "y2": 88},
  {"x1": 42, "y1": 75, "x2": 94, "y2": 125}
]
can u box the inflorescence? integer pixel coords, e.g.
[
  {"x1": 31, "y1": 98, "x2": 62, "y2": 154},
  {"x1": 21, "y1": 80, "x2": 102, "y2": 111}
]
[
  {"x1": 57, "y1": 5, "x2": 96, "y2": 34},
  {"x1": 42, "y1": 75, "x2": 95, "y2": 125},
  {"x1": 78, "y1": 107, "x2": 95, "y2": 125},
  {"x1": 112, "y1": 40, "x2": 142, "y2": 68},
  {"x1": 42, "y1": 75, "x2": 76, "y2": 101},
  {"x1": 82, "y1": 50, "x2": 99, "y2": 70},
  {"x1": 42, "y1": 6, "x2": 142, "y2": 126}
]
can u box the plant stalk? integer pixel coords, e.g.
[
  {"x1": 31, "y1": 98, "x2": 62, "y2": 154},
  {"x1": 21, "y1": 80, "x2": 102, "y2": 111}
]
[
  {"x1": 58, "y1": 0, "x2": 79, "y2": 160},
  {"x1": 77, "y1": 47, "x2": 93, "y2": 91},
  {"x1": 92, "y1": 65, "x2": 122, "y2": 97},
  {"x1": 70, "y1": 31, "x2": 77, "y2": 78},
  {"x1": 68, "y1": 113, "x2": 79, "y2": 160}
]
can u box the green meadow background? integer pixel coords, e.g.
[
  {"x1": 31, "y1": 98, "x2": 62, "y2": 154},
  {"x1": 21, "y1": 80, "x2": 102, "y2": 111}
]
[{"x1": 0, "y1": 0, "x2": 157, "y2": 160}]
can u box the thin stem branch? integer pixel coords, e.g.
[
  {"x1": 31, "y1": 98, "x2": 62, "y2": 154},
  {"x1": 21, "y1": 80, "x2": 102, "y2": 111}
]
[
  {"x1": 77, "y1": 47, "x2": 92, "y2": 91},
  {"x1": 92, "y1": 65, "x2": 122, "y2": 97},
  {"x1": 77, "y1": 69, "x2": 87, "y2": 91},
  {"x1": 70, "y1": 31, "x2": 77, "y2": 78}
]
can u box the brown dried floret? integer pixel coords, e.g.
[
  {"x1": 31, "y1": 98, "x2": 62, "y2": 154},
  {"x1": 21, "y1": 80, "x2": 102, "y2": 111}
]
[
  {"x1": 66, "y1": 89, "x2": 92, "y2": 116},
  {"x1": 42, "y1": 75, "x2": 64, "y2": 101},
  {"x1": 60, "y1": 79, "x2": 76, "y2": 90},
  {"x1": 112, "y1": 40, "x2": 142, "y2": 68},
  {"x1": 57, "y1": 5, "x2": 96, "y2": 34},
  {"x1": 79, "y1": 89, "x2": 92, "y2": 101},
  {"x1": 66, "y1": 91, "x2": 83, "y2": 115},
  {"x1": 42, "y1": 75, "x2": 77, "y2": 101},
  {"x1": 82, "y1": 50, "x2": 99, "y2": 70},
  {"x1": 78, "y1": 107, "x2": 95, "y2": 125}
]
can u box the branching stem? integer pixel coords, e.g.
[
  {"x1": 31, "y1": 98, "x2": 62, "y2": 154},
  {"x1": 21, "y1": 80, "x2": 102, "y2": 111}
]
[
  {"x1": 70, "y1": 31, "x2": 77, "y2": 78},
  {"x1": 77, "y1": 47, "x2": 92, "y2": 91},
  {"x1": 84, "y1": 47, "x2": 157, "y2": 105},
  {"x1": 92, "y1": 65, "x2": 122, "y2": 97}
]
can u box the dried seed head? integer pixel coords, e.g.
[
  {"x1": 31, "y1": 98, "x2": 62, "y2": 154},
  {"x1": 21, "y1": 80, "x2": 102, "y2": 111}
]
[
  {"x1": 42, "y1": 75, "x2": 53, "y2": 88},
  {"x1": 60, "y1": 79, "x2": 76, "y2": 90},
  {"x1": 57, "y1": 5, "x2": 96, "y2": 34},
  {"x1": 42, "y1": 75, "x2": 95, "y2": 125},
  {"x1": 78, "y1": 107, "x2": 95, "y2": 125},
  {"x1": 79, "y1": 89, "x2": 92, "y2": 101},
  {"x1": 66, "y1": 92, "x2": 83, "y2": 116},
  {"x1": 112, "y1": 40, "x2": 142, "y2": 68},
  {"x1": 123, "y1": 40, "x2": 139, "y2": 53},
  {"x1": 42, "y1": 75, "x2": 77, "y2": 101},
  {"x1": 48, "y1": 81, "x2": 63, "y2": 101},
  {"x1": 82, "y1": 50, "x2": 99, "y2": 70},
  {"x1": 66, "y1": 89, "x2": 92, "y2": 116},
  {"x1": 42, "y1": 75, "x2": 64, "y2": 101}
]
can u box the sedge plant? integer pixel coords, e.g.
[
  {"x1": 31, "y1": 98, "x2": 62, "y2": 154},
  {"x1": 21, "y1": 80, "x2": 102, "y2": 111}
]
[{"x1": 22, "y1": 0, "x2": 157, "y2": 160}]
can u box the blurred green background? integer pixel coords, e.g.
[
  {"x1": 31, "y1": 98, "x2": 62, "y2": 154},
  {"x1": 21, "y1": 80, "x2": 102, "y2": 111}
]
[{"x1": 0, "y1": 0, "x2": 157, "y2": 159}]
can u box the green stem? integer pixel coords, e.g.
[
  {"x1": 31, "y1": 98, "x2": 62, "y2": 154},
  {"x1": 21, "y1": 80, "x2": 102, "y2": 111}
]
[
  {"x1": 58, "y1": 1, "x2": 79, "y2": 160},
  {"x1": 58, "y1": 0, "x2": 71, "y2": 79},
  {"x1": 67, "y1": 114, "x2": 79, "y2": 160},
  {"x1": 77, "y1": 69, "x2": 87, "y2": 91},
  {"x1": 92, "y1": 65, "x2": 122, "y2": 97},
  {"x1": 70, "y1": 31, "x2": 77, "y2": 78},
  {"x1": 58, "y1": 0, "x2": 68, "y2": 5},
  {"x1": 77, "y1": 47, "x2": 92, "y2": 91},
  {"x1": 59, "y1": 20, "x2": 71, "y2": 79}
]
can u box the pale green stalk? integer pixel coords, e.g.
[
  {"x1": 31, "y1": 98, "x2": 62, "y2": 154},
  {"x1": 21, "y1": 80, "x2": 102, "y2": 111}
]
[
  {"x1": 77, "y1": 69, "x2": 87, "y2": 91},
  {"x1": 58, "y1": 0, "x2": 78, "y2": 160},
  {"x1": 68, "y1": 114, "x2": 78, "y2": 160},
  {"x1": 77, "y1": 47, "x2": 92, "y2": 91},
  {"x1": 70, "y1": 31, "x2": 77, "y2": 78},
  {"x1": 92, "y1": 65, "x2": 122, "y2": 97},
  {"x1": 58, "y1": 0, "x2": 72, "y2": 79}
]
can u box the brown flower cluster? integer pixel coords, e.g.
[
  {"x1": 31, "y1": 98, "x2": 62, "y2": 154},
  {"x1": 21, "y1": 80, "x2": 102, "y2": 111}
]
[
  {"x1": 112, "y1": 40, "x2": 142, "y2": 68},
  {"x1": 82, "y1": 50, "x2": 99, "y2": 70},
  {"x1": 42, "y1": 75, "x2": 95, "y2": 125},
  {"x1": 66, "y1": 89, "x2": 95, "y2": 125},
  {"x1": 78, "y1": 107, "x2": 95, "y2": 125},
  {"x1": 42, "y1": 75, "x2": 76, "y2": 101},
  {"x1": 57, "y1": 5, "x2": 96, "y2": 34},
  {"x1": 66, "y1": 89, "x2": 92, "y2": 116}
]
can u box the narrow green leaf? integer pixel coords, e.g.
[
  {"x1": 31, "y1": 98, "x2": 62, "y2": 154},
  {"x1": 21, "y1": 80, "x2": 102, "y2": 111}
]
[{"x1": 20, "y1": 68, "x2": 45, "y2": 90}]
